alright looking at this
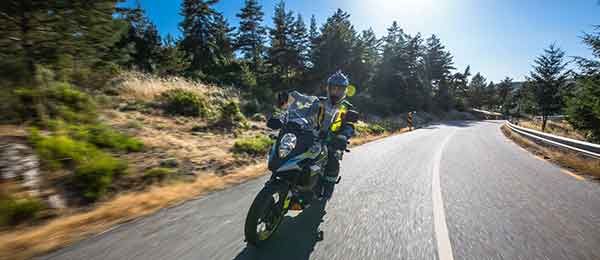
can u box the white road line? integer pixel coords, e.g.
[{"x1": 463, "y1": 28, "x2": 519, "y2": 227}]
[{"x1": 432, "y1": 131, "x2": 456, "y2": 260}]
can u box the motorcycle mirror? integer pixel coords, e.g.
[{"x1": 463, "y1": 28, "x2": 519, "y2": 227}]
[{"x1": 346, "y1": 85, "x2": 356, "y2": 97}]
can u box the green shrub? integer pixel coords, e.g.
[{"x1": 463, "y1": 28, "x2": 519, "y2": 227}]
[
  {"x1": 0, "y1": 196, "x2": 44, "y2": 226},
  {"x1": 95, "y1": 94, "x2": 117, "y2": 108},
  {"x1": 354, "y1": 121, "x2": 386, "y2": 136},
  {"x1": 215, "y1": 100, "x2": 248, "y2": 129},
  {"x1": 46, "y1": 122, "x2": 143, "y2": 152},
  {"x1": 368, "y1": 124, "x2": 386, "y2": 135},
  {"x1": 376, "y1": 120, "x2": 401, "y2": 131},
  {"x1": 118, "y1": 100, "x2": 149, "y2": 112},
  {"x1": 354, "y1": 121, "x2": 370, "y2": 136},
  {"x1": 35, "y1": 134, "x2": 97, "y2": 169},
  {"x1": 232, "y1": 135, "x2": 274, "y2": 155},
  {"x1": 9, "y1": 82, "x2": 97, "y2": 124},
  {"x1": 158, "y1": 89, "x2": 210, "y2": 117},
  {"x1": 159, "y1": 158, "x2": 179, "y2": 168},
  {"x1": 83, "y1": 124, "x2": 143, "y2": 152},
  {"x1": 143, "y1": 167, "x2": 177, "y2": 180},
  {"x1": 250, "y1": 113, "x2": 266, "y2": 122},
  {"x1": 74, "y1": 154, "x2": 127, "y2": 200},
  {"x1": 125, "y1": 120, "x2": 143, "y2": 129},
  {"x1": 33, "y1": 134, "x2": 127, "y2": 201},
  {"x1": 241, "y1": 99, "x2": 261, "y2": 116}
]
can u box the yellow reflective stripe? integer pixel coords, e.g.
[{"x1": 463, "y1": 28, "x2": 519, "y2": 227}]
[{"x1": 330, "y1": 106, "x2": 347, "y2": 132}]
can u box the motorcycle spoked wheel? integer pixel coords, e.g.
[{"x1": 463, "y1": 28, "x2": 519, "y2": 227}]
[{"x1": 244, "y1": 184, "x2": 289, "y2": 246}]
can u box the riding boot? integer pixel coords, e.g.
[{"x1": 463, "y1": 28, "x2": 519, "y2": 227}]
[{"x1": 322, "y1": 153, "x2": 340, "y2": 200}]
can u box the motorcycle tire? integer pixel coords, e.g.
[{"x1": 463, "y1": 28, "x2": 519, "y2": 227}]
[{"x1": 244, "y1": 183, "x2": 288, "y2": 246}]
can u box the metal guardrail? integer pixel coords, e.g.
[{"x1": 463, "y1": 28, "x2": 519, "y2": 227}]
[{"x1": 505, "y1": 121, "x2": 600, "y2": 159}]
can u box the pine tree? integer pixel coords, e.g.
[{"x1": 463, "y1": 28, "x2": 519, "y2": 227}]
[
  {"x1": 156, "y1": 34, "x2": 189, "y2": 76},
  {"x1": 309, "y1": 15, "x2": 319, "y2": 48},
  {"x1": 0, "y1": 1, "x2": 125, "y2": 82},
  {"x1": 424, "y1": 34, "x2": 455, "y2": 82},
  {"x1": 310, "y1": 9, "x2": 356, "y2": 94},
  {"x1": 468, "y1": 72, "x2": 487, "y2": 109},
  {"x1": 422, "y1": 35, "x2": 453, "y2": 111},
  {"x1": 449, "y1": 65, "x2": 471, "y2": 110},
  {"x1": 566, "y1": 26, "x2": 600, "y2": 141},
  {"x1": 212, "y1": 13, "x2": 235, "y2": 66},
  {"x1": 402, "y1": 33, "x2": 426, "y2": 111},
  {"x1": 372, "y1": 21, "x2": 407, "y2": 110},
  {"x1": 435, "y1": 78, "x2": 452, "y2": 111},
  {"x1": 348, "y1": 28, "x2": 379, "y2": 91},
  {"x1": 179, "y1": 0, "x2": 221, "y2": 78},
  {"x1": 575, "y1": 26, "x2": 600, "y2": 75},
  {"x1": 528, "y1": 43, "x2": 569, "y2": 131},
  {"x1": 0, "y1": 1, "x2": 58, "y2": 80},
  {"x1": 63, "y1": 1, "x2": 129, "y2": 73},
  {"x1": 236, "y1": 0, "x2": 267, "y2": 70},
  {"x1": 120, "y1": 4, "x2": 162, "y2": 72},
  {"x1": 565, "y1": 75, "x2": 600, "y2": 142},
  {"x1": 291, "y1": 14, "x2": 309, "y2": 71},
  {"x1": 268, "y1": 0, "x2": 295, "y2": 90},
  {"x1": 497, "y1": 77, "x2": 514, "y2": 115},
  {"x1": 483, "y1": 81, "x2": 498, "y2": 110}
]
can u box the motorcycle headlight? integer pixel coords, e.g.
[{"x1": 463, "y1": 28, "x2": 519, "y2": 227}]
[{"x1": 278, "y1": 133, "x2": 297, "y2": 158}]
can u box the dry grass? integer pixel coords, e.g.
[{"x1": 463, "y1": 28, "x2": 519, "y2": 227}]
[
  {"x1": 0, "y1": 164, "x2": 267, "y2": 260},
  {"x1": 0, "y1": 125, "x2": 27, "y2": 137},
  {"x1": 106, "y1": 110, "x2": 268, "y2": 171},
  {"x1": 501, "y1": 125, "x2": 600, "y2": 179},
  {"x1": 518, "y1": 119, "x2": 587, "y2": 141},
  {"x1": 117, "y1": 71, "x2": 239, "y2": 102}
]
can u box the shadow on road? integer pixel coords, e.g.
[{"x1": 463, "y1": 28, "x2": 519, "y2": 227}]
[
  {"x1": 421, "y1": 120, "x2": 480, "y2": 129},
  {"x1": 232, "y1": 201, "x2": 327, "y2": 260}
]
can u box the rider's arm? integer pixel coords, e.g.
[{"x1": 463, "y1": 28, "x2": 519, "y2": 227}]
[{"x1": 339, "y1": 123, "x2": 354, "y2": 139}]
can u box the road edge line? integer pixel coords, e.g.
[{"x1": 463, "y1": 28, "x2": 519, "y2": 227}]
[{"x1": 432, "y1": 131, "x2": 456, "y2": 260}]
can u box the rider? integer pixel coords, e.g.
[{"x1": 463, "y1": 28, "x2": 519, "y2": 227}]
[
  {"x1": 271, "y1": 70, "x2": 355, "y2": 201},
  {"x1": 319, "y1": 71, "x2": 355, "y2": 199}
]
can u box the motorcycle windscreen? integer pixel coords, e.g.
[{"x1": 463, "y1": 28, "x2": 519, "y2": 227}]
[{"x1": 284, "y1": 91, "x2": 320, "y2": 131}]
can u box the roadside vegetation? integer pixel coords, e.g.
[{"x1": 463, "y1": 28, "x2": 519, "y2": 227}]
[
  {"x1": 517, "y1": 119, "x2": 587, "y2": 141},
  {"x1": 507, "y1": 27, "x2": 600, "y2": 144},
  {"x1": 501, "y1": 125, "x2": 600, "y2": 180},
  {"x1": 0, "y1": 195, "x2": 44, "y2": 227},
  {"x1": 232, "y1": 135, "x2": 274, "y2": 156}
]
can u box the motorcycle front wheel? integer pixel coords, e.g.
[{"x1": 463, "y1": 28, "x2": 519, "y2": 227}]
[{"x1": 244, "y1": 183, "x2": 289, "y2": 246}]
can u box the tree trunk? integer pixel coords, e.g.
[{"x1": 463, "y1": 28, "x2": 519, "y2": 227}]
[
  {"x1": 19, "y1": 2, "x2": 36, "y2": 81},
  {"x1": 541, "y1": 114, "x2": 547, "y2": 132}
]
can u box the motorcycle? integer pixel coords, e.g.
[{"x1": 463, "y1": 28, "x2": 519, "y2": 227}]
[{"x1": 243, "y1": 93, "x2": 358, "y2": 246}]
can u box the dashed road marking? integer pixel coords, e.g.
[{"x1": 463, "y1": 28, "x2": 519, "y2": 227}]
[{"x1": 432, "y1": 131, "x2": 456, "y2": 260}]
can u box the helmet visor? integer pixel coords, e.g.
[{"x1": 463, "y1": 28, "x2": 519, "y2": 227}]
[{"x1": 328, "y1": 84, "x2": 346, "y2": 100}]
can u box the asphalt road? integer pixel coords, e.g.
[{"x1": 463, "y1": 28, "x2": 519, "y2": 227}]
[{"x1": 42, "y1": 121, "x2": 600, "y2": 260}]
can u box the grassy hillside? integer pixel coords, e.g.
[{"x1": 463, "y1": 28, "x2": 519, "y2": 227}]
[{"x1": 0, "y1": 71, "x2": 404, "y2": 259}]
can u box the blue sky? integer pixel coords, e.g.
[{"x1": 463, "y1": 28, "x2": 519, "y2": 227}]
[{"x1": 123, "y1": 0, "x2": 599, "y2": 82}]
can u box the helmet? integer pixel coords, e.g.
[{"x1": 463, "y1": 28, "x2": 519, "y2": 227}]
[{"x1": 326, "y1": 71, "x2": 349, "y2": 104}]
